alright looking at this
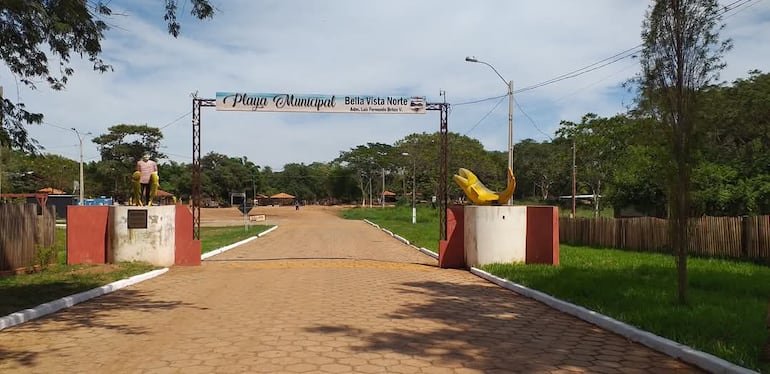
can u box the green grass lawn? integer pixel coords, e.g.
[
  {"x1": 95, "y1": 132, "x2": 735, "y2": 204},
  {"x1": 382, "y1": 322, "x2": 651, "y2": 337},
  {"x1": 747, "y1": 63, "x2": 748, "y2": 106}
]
[
  {"x1": 341, "y1": 206, "x2": 439, "y2": 251},
  {"x1": 342, "y1": 206, "x2": 770, "y2": 372},
  {"x1": 0, "y1": 261, "x2": 159, "y2": 316},
  {"x1": 483, "y1": 247, "x2": 770, "y2": 372},
  {"x1": 1, "y1": 225, "x2": 273, "y2": 318},
  {"x1": 200, "y1": 225, "x2": 272, "y2": 253}
]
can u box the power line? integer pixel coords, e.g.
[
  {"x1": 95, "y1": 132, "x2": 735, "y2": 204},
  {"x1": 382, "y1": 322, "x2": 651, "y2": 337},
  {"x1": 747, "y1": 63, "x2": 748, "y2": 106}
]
[
  {"x1": 511, "y1": 0, "x2": 758, "y2": 95},
  {"x1": 722, "y1": 0, "x2": 764, "y2": 19},
  {"x1": 514, "y1": 46, "x2": 642, "y2": 94},
  {"x1": 552, "y1": 60, "x2": 640, "y2": 104},
  {"x1": 160, "y1": 110, "x2": 192, "y2": 130},
  {"x1": 463, "y1": 96, "x2": 506, "y2": 135},
  {"x1": 514, "y1": 98, "x2": 552, "y2": 140},
  {"x1": 454, "y1": 94, "x2": 507, "y2": 106},
  {"x1": 164, "y1": 151, "x2": 193, "y2": 160},
  {"x1": 42, "y1": 121, "x2": 73, "y2": 132},
  {"x1": 433, "y1": 0, "x2": 759, "y2": 110}
]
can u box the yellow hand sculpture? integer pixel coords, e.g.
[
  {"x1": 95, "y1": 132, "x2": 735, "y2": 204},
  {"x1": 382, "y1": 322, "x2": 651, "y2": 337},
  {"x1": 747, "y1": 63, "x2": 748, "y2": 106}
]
[
  {"x1": 130, "y1": 171, "x2": 160, "y2": 206},
  {"x1": 148, "y1": 172, "x2": 159, "y2": 206},
  {"x1": 131, "y1": 171, "x2": 143, "y2": 206},
  {"x1": 453, "y1": 167, "x2": 516, "y2": 205}
]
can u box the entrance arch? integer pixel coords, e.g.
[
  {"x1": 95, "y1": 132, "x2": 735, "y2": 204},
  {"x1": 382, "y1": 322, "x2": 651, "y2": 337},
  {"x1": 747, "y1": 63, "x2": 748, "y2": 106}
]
[{"x1": 190, "y1": 94, "x2": 449, "y2": 243}]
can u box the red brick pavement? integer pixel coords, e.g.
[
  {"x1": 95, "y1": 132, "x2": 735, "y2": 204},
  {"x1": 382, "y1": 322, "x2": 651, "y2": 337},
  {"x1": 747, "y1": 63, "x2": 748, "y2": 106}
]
[{"x1": 0, "y1": 206, "x2": 701, "y2": 373}]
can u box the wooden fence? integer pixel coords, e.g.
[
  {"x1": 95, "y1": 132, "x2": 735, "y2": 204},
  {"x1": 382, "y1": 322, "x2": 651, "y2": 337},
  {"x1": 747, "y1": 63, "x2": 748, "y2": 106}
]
[
  {"x1": 0, "y1": 203, "x2": 56, "y2": 273},
  {"x1": 560, "y1": 215, "x2": 770, "y2": 260}
]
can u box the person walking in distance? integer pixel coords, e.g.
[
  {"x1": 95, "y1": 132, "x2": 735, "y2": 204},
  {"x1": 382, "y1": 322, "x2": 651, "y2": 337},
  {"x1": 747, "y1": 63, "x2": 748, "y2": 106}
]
[{"x1": 136, "y1": 153, "x2": 157, "y2": 206}]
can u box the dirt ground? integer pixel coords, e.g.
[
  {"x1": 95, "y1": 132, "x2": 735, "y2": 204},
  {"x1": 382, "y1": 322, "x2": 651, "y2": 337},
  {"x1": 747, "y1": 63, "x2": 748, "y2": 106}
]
[{"x1": 198, "y1": 205, "x2": 350, "y2": 227}]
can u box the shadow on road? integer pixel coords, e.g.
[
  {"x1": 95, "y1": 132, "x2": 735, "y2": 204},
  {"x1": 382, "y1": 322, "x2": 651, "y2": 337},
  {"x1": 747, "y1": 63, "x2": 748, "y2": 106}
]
[
  {"x1": 304, "y1": 280, "x2": 694, "y2": 373},
  {"x1": 0, "y1": 288, "x2": 201, "y2": 369}
]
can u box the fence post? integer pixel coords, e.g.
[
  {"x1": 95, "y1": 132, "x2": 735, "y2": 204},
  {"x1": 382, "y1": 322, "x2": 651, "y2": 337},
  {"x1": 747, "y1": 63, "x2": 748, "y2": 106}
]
[
  {"x1": 741, "y1": 216, "x2": 749, "y2": 259},
  {"x1": 759, "y1": 301, "x2": 770, "y2": 362}
]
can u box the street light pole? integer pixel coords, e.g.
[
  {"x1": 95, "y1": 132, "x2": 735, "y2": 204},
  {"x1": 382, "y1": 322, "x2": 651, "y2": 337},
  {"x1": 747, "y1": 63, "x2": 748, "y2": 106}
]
[
  {"x1": 381, "y1": 167, "x2": 385, "y2": 208},
  {"x1": 465, "y1": 56, "x2": 514, "y2": 205},
  {"x1": 402, "y1": 152, "x2": 416, "y2": 224},
  {"x1": 71, "y1": 128, "x2": 91, "y2": 205},
  {"x1": 411, "y1": 159, "x2": 416, "y2": 224}
]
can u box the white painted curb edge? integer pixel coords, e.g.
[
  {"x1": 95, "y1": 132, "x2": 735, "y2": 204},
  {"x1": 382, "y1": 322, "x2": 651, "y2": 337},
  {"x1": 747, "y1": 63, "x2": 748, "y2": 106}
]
[
  {"x1": 393, "y1": 234, "x2": 410, "y2": 245},
  {"x1": 361, "y1": 219, "x2": 438, "y2": 260},
  {"x1": 408, "y1": 244, "x2": 438, "y2": 259},
  {"x1": 258, "y1": 225, "x2": 278, "y2": 238},
  {"x1": 470, "y1": 267, "x2": 758, "y2": 374},
  {"x1": 201, "y1": 237, "x2": 257, "y2": 260},
  {"x1": 201, "y1": 225, "x2": 279, "y2": 260},
  {"x1": 0, "y1": 268, "x2": 169, "y2": 331},
  {"x1": 363, "y1": 219, "x2": 379, "y2": 229}
]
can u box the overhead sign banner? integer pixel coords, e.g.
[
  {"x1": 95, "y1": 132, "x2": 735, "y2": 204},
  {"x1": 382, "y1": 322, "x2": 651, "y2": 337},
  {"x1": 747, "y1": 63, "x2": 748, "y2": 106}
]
[{"x1": 216, "y1": 92, "x2": 426, "y2": 114}]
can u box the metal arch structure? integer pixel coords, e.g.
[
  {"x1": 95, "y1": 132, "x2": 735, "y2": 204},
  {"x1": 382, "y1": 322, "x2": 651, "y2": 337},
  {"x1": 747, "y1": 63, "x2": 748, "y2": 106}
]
[
  {"x1": 190, "y1": 98, "x2": 450, "y2": 242},
  {"x1": 191, "y1": 98, "x2": 215, "y2": 239},
  {"x1": 426, "y1": 102, "x2": 449, "y2": 241}
]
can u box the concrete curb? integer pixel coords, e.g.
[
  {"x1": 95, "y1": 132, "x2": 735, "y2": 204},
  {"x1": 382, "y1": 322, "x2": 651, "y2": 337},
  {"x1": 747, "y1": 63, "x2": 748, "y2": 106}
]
[
  {"x1": 393, "y1": 234, "x2": 410, "y2": 245},
  {"x1": 363, "y1": 219, "x2": 379, "y2": 229},
  {"x1": 410, "y1": 244, "x2": 438, "y2": 259},
  {"x1": 201, "y1": 225, "x2": 279, "y2": 260},
  {"x1": 0, "y1": 268, "x2": 169, "y2": 331},
  {"x1": 201, "y1": 237, "x2": 258, "y2": 260},
  {"x1": 258, "y1": 225, "x2": 278, "y2": 238},
  {"x1": 470, "y1": 267, "x2": 758, "y2": 374}
]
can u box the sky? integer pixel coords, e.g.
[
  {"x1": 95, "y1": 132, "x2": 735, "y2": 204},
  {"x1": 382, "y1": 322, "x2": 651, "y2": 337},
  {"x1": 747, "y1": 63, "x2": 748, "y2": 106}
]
[{"x1": 2, "y1": 0, "x2": 769, "y2": 170}]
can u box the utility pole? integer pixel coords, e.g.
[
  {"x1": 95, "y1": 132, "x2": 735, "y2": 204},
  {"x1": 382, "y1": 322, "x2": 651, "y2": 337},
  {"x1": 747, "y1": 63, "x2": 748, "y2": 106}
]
[
  {"x1": 507, "y1": 79, "x2": 514, "y2": 205},
  {"x1": 411, "y1": 158, "x2": 416, "y2": 224},
  {"x1": 465, "y1": 56, "x2": 514, "y2": 205},
  {"x1": 381, "y1": 167, "x2": 385, "y2": 208},
  {"x1": 572, "y1": 140, "x2": 577, "y2": 218},
  {"x1": 71, "y1": 128, "x2": 91, "y2": 205}
]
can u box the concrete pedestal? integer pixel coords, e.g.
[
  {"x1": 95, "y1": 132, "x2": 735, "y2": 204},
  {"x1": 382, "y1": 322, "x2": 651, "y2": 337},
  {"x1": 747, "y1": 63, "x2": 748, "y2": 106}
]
[
  {"x1": 438, "y1": 205, "x2": 466, "y2": 269},
  {"x1": 67, "y1": 205, "x2": 201, "y2": 267},
  {"x1": 464, "y1": 206, "x2": 528, "y2": 267},
  {"x1": 109, "y1": 206, "x2": 176, "y2": 266}
]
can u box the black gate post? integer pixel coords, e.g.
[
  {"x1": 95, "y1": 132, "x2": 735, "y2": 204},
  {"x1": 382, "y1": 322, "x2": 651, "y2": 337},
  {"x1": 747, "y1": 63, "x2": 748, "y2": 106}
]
[
  {"x1": 427, "y1": 102, "x2": 450, "y2": 241},
  {"x1": 191, "y1": 98, "x2": 215, "y2": 240}
]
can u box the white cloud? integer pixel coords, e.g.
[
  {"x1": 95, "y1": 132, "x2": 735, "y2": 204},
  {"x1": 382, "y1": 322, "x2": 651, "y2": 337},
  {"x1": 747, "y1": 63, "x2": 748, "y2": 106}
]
[{"x1": 2, "y1": 0, "x2": 768, "y2": 170}]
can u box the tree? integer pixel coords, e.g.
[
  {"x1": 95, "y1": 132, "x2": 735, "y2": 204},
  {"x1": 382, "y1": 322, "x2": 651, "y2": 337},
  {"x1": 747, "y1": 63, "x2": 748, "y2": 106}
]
[
  {"x1": 0, "y1": 150, "x2": 77, "y2": 194},
  {"x1": 637, "y1": 0, "x2": 731, "y2": 304},
  {"x1": 88, "y1": 124, "x2": 164, "y2": 200},
  {"x1": 395, "y1": 132, "x2": 505, "y2": 203},
  {"x1": 557, "y1": 114, "x2": 655, "y2": 215},
  {"x1": 158, "y1": 160, "x2": 191, "y2": 201},
  {"x1": 513, "y1": 139, "x2": 568, "y2": 202},
  {"x1": 695, "y1": 71, "x2": 770, "y2": 215},
  {"x1": 336, "y1": 142, "x2": 397, "y2": 206},
  {"x1": 0, "y1": 1, "x2": 215, "y2": 151},
  {"x1": 92, "y1": 124, "x2": 164, "y2": 167},
  {"x1": 199, "y1": 152, "x2": 258, "y2": 205},
  {"x1": 326, "y1": 164, "x2": 360, "y2": 203}
]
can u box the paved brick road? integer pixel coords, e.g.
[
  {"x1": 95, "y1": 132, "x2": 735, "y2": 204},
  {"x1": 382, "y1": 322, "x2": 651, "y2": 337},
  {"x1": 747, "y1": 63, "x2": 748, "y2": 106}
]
[{"x1": 0, "y1": 206, "x2": 701, "y2": 373}]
